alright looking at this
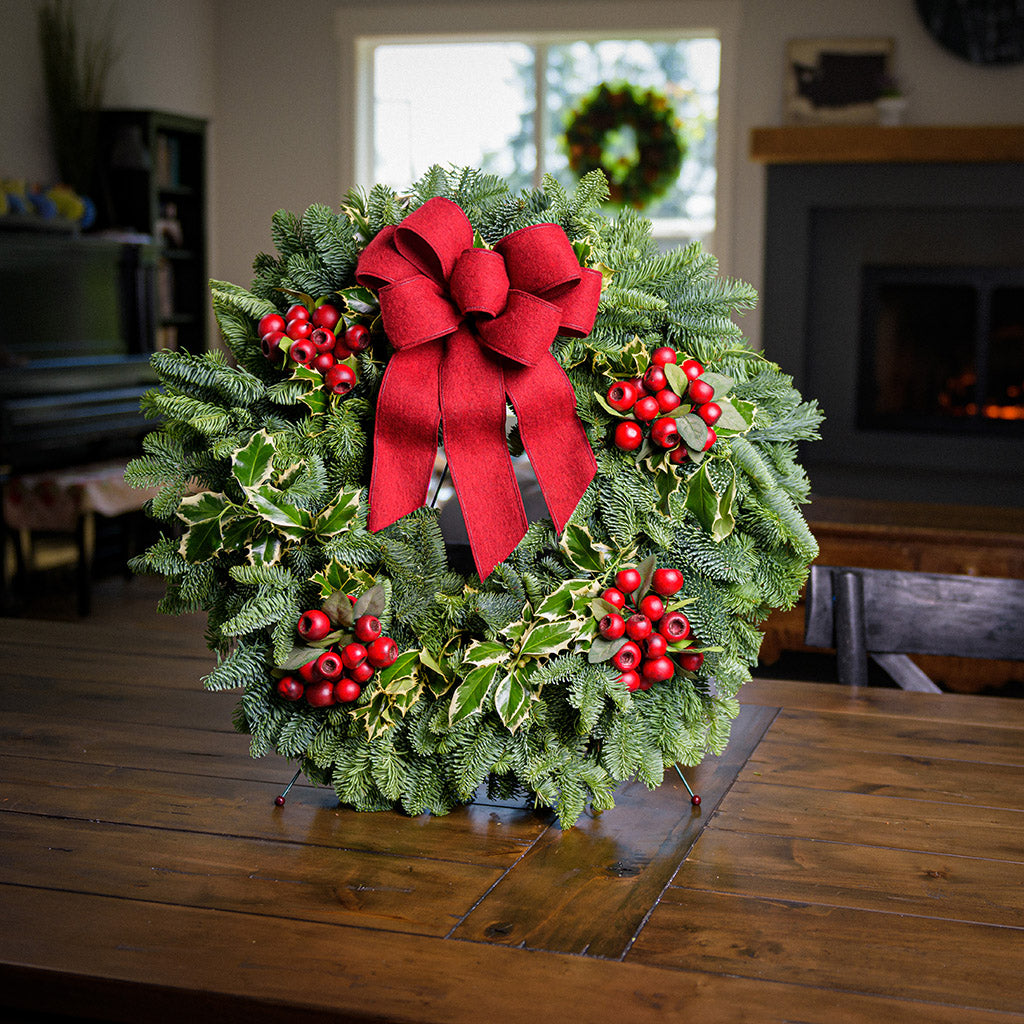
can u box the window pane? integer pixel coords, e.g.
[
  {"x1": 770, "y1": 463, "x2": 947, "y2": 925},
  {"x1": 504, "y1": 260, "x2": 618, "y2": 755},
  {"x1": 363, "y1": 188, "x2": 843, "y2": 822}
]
[
  {"x1": 373, "y1": 42, "x2": 534, "y2": 189},
  {"x1": 544, "y1": 39, "x2": 719, "y2": 237}
]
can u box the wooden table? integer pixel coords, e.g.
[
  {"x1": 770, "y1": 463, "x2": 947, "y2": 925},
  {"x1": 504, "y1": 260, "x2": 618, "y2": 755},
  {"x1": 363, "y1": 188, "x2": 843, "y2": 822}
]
[{"x1": 2, "y1": 616, "x2": 1023, "y2": 1023}]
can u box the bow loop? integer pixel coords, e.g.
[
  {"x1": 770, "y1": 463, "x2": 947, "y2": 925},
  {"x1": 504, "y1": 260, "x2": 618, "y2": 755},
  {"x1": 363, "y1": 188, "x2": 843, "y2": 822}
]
[
  {"x1": 394, "y1": 197, "x2": 474, "y2": 283},
  {"x1": 449, "y1": 247, "x2": 509, "y2": 319}
]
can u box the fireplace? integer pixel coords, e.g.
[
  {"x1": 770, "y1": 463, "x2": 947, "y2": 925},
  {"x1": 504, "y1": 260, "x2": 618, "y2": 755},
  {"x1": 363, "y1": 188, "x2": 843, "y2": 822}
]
[{"x1": 755, "y1": 126, "x2": 1024, "y2": 507}]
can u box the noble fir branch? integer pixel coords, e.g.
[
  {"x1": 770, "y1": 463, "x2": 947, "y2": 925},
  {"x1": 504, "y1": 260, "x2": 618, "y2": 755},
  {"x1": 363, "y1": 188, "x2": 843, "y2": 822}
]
[
  {"x1": 270, "y1": 208, "x2": 304, "y2": 259},
  {"x1": 203, "y1": 640, "x2": 273, "y2": 692}
]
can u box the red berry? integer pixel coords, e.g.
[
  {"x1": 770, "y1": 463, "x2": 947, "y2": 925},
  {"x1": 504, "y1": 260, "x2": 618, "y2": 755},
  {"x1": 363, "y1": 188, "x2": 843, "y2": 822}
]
[
  {"x1": 311, "y1": 303, "x2": 341, "y2": 330},
  {"x1": 643, "y1": 632, "x2": 668, "y2": 658},
  {"x1": 612, "y1": 641, "x2": 641, "y2": 672},
  {"x1": 678, "y1": 651, "x2": 704, "y2": 672},
  {"x1": 261, "y1": 330, "x2": 285, "y2": 360},
  {"x1": 601, "y1": 588, "x2": 626, "y2": 609},
  {"x1": 288, "y1": 339, "x2": 316, "y2": 365},
  {"x1": 613, "y1": 420, "x2": 643, "y2": 451},
  {"x1": 310, "y1": 327, "x2": 336, "y2": 353},
  {"x1": 619, "y1": 669, "x2": 642, "y2": 692},
  {"x1": 258, "y1": 313, "x2": 286, "y2": 337},
  {"x1": 315, "y1": 651, "x2": 343, "y2": 680},
  {"x1": 697, "y1": 401, "x2": 722, "y2": 426},
  {"x1": 633, "y1": 395, "x2": 660, "y2": 422},
  {"x1": 349, "y1": 661, "x2": 374, "y2": 683},
  {"x1": 703, "y1": 425, "x2": 717, "y2": 451},
  {"x1": 286, "y1": 303, "x2": 310, "y2": 322},
  {"x1": 651, "y1": 347, "x2": 677, "y2": 366},
  {"x1": 651, "y1": 568, "x2": 684, "y2": 597},
  {"x1": 298, "y1": 658, "x2": 319, "y2": 683},
  {"x1": 688, "y1": 378, "x2": 715, "y2": 405},
  {"x1": 669, "y1": 447, "x2": 689, "y2": 466},
  {"x1": 341, "y1": 643, "x2": 367, "y2": 669},
  {"x1": 335, "y1": 678, "x2": 362, "y2": 703},
  {"x1": 305, "y1": 680, "x2": 335, "y2": 707},
  {"x1": 275, "y1": 675, "x2": 304, "y2": 701},
  {"x1": 297, "y1": 609, "x2": 331, "y2": 641},
  {"x1": 660, "y1": 610, "x2": 691, "y2": 643},
  {"x1": 311, "y1": 352, "x2": 335, "y2": 374},
  {"x1": 599, "y1": 613, "x2": 625, "y2": 640},
  {"x1": 651, "y1": 417, "x2": 681, "y2": 449},
  {"x1": 630, "y1": 376, "x2": 648, "y2": 395},
  {"x1": 606, "y1": 380, "x2": 638, "y2": 412},
  {"x1": 681, "y1": 358, "x2": 704, "y2": 381},
  {"x1": 354, "y1": 615, "x2": 382, "y2": 643},
  {"x1": 626, "y1": 613, "x2": 652, "y2": 642},
  {"x1": 656, "y1": 389, "x2": 682, "y2": 413},
  {"x1": 324, "y1": 364, "x2": 356, "y2": 396},
  {"x1": 367, "y1": 636, "x2": 398, "y2": 668},
  {"x1": 643, "y1": 365, "x2": 667, "y2": 393},
  {"x1": 639, "y1": 594, "x2": 664, "y2": 621},
  {"x1": 641, "y1": 655, "x2": 675, "y2": 682},
  {"x1": 344, "y1": 323, "x2": 371, "y2": 353},
  {"x1": 615, "y1": 568, "x2": 642, "y2": 595},
  {"x1": 286, "y1": 318, "x2": 313, "y2": 341}
]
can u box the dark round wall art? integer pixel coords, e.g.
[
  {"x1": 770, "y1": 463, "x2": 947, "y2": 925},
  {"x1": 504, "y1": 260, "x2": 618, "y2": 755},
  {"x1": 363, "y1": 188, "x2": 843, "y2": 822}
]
[{"x1": 915, "y1": 0, "x2": 1024, "y2": 65}]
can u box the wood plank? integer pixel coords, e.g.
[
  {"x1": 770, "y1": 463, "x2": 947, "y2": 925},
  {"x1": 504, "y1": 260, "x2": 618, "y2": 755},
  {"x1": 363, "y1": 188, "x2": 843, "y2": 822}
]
[
  {"x1": 749, "y1": 124, "x2": 1024, "y2": 164},
  {"x1": 741, "y1": 739, "x2": 1024, "y2": 809},
  {"x1": 742, "y1": 678, "x2": 1024, "y2": 729},
  {"x1": 671, "y1": 830, "x2": 1024, "y2": 927},
  {"x1": 0, "y1": 755, "x2": 549, "y2": 867},
  {"x1": 0, "y1": 813, "x2": 501, "y2": 937},
  {"x1": 3, "y1": 885, "x2": 1022, "y2": 1024},
  {"x1": 629, "y1": 889, "x2": 1024, "y2": 1014},
  {"x1": 713, "y1": 780, "x2": 1024, "y2": 860},
  {"x1": 452, "y1": 704, "x2": 776, "y2": 957},
  {"x1": 766, "y1": 707, "x2": 1024, "y2": 765}
]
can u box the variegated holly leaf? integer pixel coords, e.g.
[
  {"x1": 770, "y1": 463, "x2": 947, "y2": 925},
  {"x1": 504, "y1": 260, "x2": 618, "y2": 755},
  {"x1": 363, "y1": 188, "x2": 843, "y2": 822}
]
[
  {"x1": 232, "y1": 431, "x2": 276, "y2": 490},
  {"x1": 248, "y1": 485, "x2": 312, "y2": 539},
  {"x1": 177, "y1": 492, "x2": 229, "y2": 562},
  {"x1": 685, "y1": 461, "x2": 737, "y2": 542},
  {"x1": 314, "y1": 487, "x2": 361, "y2": 539},
  {"x1": 376, "y1": 650, "x2": 420, "y2": 695},
  {"x1": 313, "y1": 563, "x2": 377, "y2": 601},
  {"x1": 339, "y1": 285, "x2": 379, "y2": 316},
  {"x1": 248, "y1": 534, "x2": 282, "y2": 565},
  {"x1": 518, "y1": 621, "x2": 577, "y2": 659},
  {"x1": 532, "y1": 579, "x2": 594, "y2": 622},
  {"x1": 494, "y1": 672, "x2": 531, "y2": 732},
  {"x1": 503, "y1": 617, "x2": 530, "y2": 645},
  {"x1": 714, "y1": 397, "x2": 755, "y2": 434},
  {"x1": 177, "y1": 491, "x2": 228, "y2": 525},
  {"x1": 559, "y1": 522, "x2": 612, "y2": 573},
  {"x1": 350, "y1": 692, "x2": 394, "y2": 741},
  {"x1": 419, "y1": 648, "x2": 456, "y2": 694},
  {"x1": 461, "y1": 639, "x2": 509, "y2": 670},
  {"x1": 449, "y1": 661, "x2": 501, "y2": 724}
]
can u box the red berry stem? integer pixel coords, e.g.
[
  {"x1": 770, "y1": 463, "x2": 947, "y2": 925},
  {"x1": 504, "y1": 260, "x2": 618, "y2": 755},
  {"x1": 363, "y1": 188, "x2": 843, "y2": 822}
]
[
  {"x1": 274, "y1": 767, "x2": 303, "y2": 807},
  {"x1": 673, "y1": 764, "x2": 701, "y2": 807}
]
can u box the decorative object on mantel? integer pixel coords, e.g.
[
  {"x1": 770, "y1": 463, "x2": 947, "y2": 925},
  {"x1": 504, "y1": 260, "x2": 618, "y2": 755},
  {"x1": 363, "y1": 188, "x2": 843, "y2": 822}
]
[
  {"x1": 785, "y1": 37, "x2": 895, "y2": 124},
  {"x1": 915, "y1": 0, "x2": 1024, "y2": 65},
  {"x1": 127, "y1": 166, "x2": 821, "y2": 828}
]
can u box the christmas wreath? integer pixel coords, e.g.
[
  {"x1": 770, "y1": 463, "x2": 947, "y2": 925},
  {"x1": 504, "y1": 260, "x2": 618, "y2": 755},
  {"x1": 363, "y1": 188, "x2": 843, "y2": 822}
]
[
  {"x1": 128, "y1": 166, "x2": 822, "y2": 828},
  {"x1": 563, "y1": 82, "x2": 686, "y2": 208}
]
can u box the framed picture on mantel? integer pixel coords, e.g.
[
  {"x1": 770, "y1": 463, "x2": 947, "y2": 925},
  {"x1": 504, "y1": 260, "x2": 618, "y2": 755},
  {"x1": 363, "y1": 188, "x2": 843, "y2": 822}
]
[{"x1": 785, "y1": 37, "x2": 895, "y2": 123}]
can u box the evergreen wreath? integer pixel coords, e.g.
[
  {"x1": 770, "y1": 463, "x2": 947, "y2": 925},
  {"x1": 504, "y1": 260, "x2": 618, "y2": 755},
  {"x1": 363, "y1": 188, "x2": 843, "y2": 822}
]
[
  {"x1": 128, "y1": 165, "x2": 822, "y2": 829},
  {"x1": 563, "y1": 82, "x2": 686, "y2": 209}
]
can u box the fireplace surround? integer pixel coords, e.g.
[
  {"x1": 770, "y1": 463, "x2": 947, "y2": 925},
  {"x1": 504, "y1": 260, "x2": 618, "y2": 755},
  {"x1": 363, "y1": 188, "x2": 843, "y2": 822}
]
[{"x1": 754, "y1": 125, "x2": 1024, "y2": 507}]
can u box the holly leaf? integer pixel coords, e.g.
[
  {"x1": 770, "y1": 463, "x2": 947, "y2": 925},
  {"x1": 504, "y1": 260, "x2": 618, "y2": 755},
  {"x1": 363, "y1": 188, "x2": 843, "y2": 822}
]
[
  {"x1": 339, "y1": 285, "x2": 379, "y2": 316},
  {"x1": 376, "y1": 650, "x2": 420, "y2": 693},
  {"x1": 684, "y1": 461, "x2": 737, "y2": 543},
  {"x1": 518, "y1": 621, "x2": 577, "y2": 659},
  {"x1": 532, "y1": 579, "x2": 593, "y2": 622},
  {"x1": 314, "y1": 487, "x2": 361, "y2": 538},
  {"x1": 350, "y1": 693, "x2": 394, "y2": 741},
  {"x1": 494, "y1": 673, "x2": 531, "y2": 732},
  {"x1": 587, "y1": 635, "x2": 627, "y2": 664},
  {"x1": 353, "y1": 583, "x2": 386, "y2": 620},
  {"x1": 177, "y1": 491, "x2": 229, "y2": 525},
  {"x1": 179, "y1": 516, "x2": 224, "y2": 562},
  {"x1": 313, "y1": 564, "x2": 376, "y2": 601},
  {"x1": 559, "y1": 522, "x2": 611, "y2": 573},
  {"x1": 231, "y1": 431, "x2": 276, "y2": 490},
  {"x1": 248, "y1": 534, "x2": 282, "y2": 565},
  {"x1": 248, "y1": 485, "x2": 312, "y2": 538},
  {"x1": 449, "y1": 661, "x2": 500, "y2": 724},
  {"x1": 462, "y1": 639, "x2": 509, "y2": 670}
]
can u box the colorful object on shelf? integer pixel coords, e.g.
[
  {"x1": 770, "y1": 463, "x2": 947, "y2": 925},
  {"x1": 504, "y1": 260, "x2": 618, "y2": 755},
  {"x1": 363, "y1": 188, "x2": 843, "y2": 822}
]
[
  {"x1": 128, "y1": 166, "x2": 822, "y2": 828},
  {"x1": 563, "y1": 82, "x2": 687, "y2": 209}
]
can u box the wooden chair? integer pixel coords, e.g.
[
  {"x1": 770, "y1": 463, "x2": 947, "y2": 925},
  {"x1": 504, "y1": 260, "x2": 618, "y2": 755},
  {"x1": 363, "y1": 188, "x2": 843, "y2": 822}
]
[{"x1": 804, "y1": 565, "x2": 1024, "y2": 692}]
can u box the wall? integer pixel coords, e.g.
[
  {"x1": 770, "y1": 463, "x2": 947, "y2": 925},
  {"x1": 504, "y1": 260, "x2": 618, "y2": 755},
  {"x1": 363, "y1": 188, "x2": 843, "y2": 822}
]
[{"x1": 4, "y1": 0, "x2": 1023, "y2": 350}]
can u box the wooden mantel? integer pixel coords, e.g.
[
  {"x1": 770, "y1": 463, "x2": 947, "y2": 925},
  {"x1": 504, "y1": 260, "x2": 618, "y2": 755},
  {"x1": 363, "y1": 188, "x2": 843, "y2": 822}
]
[{"x1": 750, "y1": 124, "x2": 1024, "y2": 165}]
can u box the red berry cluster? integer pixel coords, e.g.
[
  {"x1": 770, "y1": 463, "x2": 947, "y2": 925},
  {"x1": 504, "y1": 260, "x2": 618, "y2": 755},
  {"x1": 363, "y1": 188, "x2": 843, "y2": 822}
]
[
  {"x1": 607, "y1": 347, "x2": 721, "y2": 462},
  {"x1": 274, "y1": 605, "x2": 398, "y2": 708},
  {"x1": 594, "y1": 565, "x2": 704, "y2": 691},
  {"x1": 257, "y1": 302, "x2": 369, "y2": 396}
]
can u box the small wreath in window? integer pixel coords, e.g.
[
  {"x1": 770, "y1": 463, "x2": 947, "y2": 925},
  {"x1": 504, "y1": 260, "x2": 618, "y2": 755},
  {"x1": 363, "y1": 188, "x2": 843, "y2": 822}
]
[{"x1": 563, "y1": 82, "x2": 686, "y2": 209}]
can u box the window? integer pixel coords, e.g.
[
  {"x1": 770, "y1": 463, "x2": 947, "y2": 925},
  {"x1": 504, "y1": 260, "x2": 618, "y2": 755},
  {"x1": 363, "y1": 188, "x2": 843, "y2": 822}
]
[{"x1": 364, "y1": 35, "x2": 720, "y2": 246}]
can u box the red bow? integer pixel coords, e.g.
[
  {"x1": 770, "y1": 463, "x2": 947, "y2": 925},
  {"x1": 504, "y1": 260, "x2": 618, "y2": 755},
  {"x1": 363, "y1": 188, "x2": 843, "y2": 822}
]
[{"x1": 355, "y1": 197, "x2": 602, "y2": 580}]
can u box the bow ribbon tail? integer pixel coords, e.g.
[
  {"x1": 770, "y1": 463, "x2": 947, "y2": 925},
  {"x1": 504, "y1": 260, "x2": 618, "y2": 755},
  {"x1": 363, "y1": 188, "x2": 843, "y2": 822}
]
[
  {"x1": 441, "y1": 326, "x2": 528, "y2": 580},
  {"x1": 505, "y1": 354, "x2": 597, "y2": 534},
  {"x1": 367, "y1": 345, "x2": 444, "y2": 534}
]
